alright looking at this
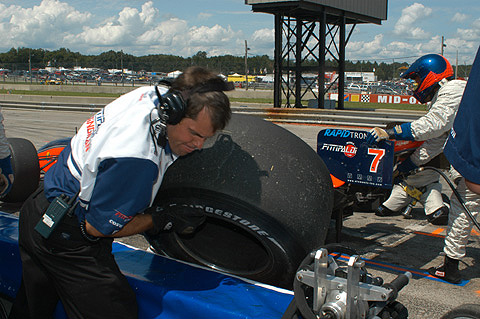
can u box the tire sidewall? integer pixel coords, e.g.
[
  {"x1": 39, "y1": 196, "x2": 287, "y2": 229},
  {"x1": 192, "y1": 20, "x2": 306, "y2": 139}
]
[
  {"x1": 3, "y1": 138, "x2": 40, "y2": 203},
  {"x1": 441, "y1": 304, "x2": 480, "y2": 319},
  {"x1": 146, "y1": 189, "x2": 305, "y2": 288}
]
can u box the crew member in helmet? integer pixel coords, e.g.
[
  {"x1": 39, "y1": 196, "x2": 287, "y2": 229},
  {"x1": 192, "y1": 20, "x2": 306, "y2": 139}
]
[
  {"x1": 9, "y1": 67, "x2": 233, "y2": 318},
  {"x1": 367, "y1": 54, "x2": 466, "y2": 226},
  {"x1": 429, "y1": 46, "x2": 480, "y2": 284}
]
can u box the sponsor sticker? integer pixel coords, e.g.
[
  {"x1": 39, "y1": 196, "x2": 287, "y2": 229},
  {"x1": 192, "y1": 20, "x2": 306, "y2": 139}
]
[{"x1": 317, "y1": 129, "x2": 394, "y2": 188}]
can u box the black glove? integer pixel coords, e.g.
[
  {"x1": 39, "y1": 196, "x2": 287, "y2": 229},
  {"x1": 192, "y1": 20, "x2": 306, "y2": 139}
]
[
  {"x1": 149, "y1": 204, "x2": 206, "y2": 235},
  {"x1": 392, "y1": 157, "x2": 419, "y2": 184}
]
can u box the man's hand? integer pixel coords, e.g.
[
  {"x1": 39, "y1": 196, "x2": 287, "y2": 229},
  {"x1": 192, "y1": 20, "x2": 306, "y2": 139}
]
[
  {"x1": 0, "y1": 155, "x2": 14, "y2": 198},
  {"x1": 395, "y1": 156, "x2": 418, "y2": 174},
  {"x1": 366, "y1": 127, "x2": 390, "y2": 144},
  {"x1": 149, "y1": 204, "x2": 206, "y2": 235},
  {"x1": 392, "y1": 157, "x2": 419, "y2": 184}
]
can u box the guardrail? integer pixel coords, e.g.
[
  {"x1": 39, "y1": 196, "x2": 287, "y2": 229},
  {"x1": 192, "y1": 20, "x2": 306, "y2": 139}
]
[{"x1": 0, "y1": 100, "x2": 424, "y2": 128}]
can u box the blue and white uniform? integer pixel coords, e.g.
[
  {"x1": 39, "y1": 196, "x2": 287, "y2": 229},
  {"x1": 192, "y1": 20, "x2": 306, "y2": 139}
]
[
  {"x1": 443, "y1": 46, "x2": 480, "y2": 260},
  {"x1": 44, "y1": 86, "x2": 177, "y2": 235}
]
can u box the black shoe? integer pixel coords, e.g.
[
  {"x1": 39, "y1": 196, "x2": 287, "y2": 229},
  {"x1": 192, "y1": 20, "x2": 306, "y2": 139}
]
[
  {"x1": 375, "y1": 205, "x2": 397, "y2": 217},
  {"x1": 427, "y1": 256, "x2": 461, "y2": 284},
  {"x1": 427, "y1": 206, "x2": 449, "y2": 226}
]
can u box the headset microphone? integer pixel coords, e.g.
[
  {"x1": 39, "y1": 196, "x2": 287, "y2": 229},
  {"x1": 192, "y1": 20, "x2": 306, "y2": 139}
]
[{"x1": 151, "y1": 86, "x2": 170, "y2": 148}]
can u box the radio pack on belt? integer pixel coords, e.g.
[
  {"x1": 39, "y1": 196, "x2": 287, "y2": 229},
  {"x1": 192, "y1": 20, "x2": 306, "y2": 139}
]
[{"x1": 35, "y1": 193, "x2": 78, "y2": 239}]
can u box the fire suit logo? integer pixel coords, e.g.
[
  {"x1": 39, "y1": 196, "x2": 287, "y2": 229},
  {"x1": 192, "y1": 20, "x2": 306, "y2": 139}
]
[
  {"x1": 84, "y1": 109, "x2": 105, "y2": 152},
  {"x1": 343, "y1": 142, "x2": 357, "y2": 158}
]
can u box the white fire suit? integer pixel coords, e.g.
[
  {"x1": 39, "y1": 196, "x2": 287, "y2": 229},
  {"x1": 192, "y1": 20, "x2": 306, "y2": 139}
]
[
  {"x1": 445, "y1": 168, "x2": 480, "y2": 259},
  {"x1": 382, "y1": 79, "x2": 466, "y2": 215}
]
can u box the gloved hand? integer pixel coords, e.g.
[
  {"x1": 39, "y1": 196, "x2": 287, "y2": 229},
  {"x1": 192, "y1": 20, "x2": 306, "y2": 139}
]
[
  {"x1": 149, "y1": 204, "x2": 206, "y2": 235},
  {"x1": 396, "y1": 156, "x2": 418, "y2": 174},
  {"x1": 0, "y1": 155, "x2": 14, "y2": 198},
  {"x1": 366, "y1": 127, "x2": 391, "y2": 144},
  {"x1": 392, "y1": 157, "x2": 418, "y2": 184},
  {"x1": 367, "y1": 123, "x2": 415, "y2": 144}
]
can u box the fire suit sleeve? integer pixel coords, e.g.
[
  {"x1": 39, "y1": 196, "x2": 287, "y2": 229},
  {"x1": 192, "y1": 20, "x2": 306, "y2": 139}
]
[
  {"x1": 410, "y1": 80, "x2": 466, "y2": 141},
  {"x1": 80, "y1": 157, "x2": 160, "y2": 236},
  {"x1": 409, "y1": 134, "x2": 448, "y2": 166}
]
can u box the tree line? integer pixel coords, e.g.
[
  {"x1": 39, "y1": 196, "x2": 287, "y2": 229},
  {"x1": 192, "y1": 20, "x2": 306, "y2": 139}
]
[{"x1": 0, "y1": 47, "x2": 472, "y2": 81}]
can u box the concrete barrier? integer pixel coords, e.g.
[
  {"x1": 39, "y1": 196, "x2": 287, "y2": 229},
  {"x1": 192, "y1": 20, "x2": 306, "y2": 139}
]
[{"x1": 0, "y1": 83, "x2": 299, "y2": 100}]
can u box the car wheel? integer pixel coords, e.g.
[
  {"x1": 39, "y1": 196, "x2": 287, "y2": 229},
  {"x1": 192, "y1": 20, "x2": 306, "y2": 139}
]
[
  {"x1": 145, "y1": 114, "x2": 334, "y2": 289},
  {"x1": 2, "y1": 138, "x2": 40, "y2": 203},
  {"x1": 441, "y1": 304, "x2": 480, "y2": 319}
]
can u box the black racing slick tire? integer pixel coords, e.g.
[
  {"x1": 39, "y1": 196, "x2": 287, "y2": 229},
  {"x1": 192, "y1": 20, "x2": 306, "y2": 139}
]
[
  {"x1": 441, "y1": 304, "x2": 480, "y2": 319},
  {"x1": 145, "y1": 114, "x2": 334, "y2": 289},
  {"x1": 2, "y1": 138, "x2": 40, "y2": 203}
]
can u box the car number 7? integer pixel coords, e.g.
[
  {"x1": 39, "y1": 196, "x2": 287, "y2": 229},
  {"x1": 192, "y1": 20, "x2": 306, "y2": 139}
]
[{"x1": 367, "y1": 148, "x2": 385, "y2": 173}]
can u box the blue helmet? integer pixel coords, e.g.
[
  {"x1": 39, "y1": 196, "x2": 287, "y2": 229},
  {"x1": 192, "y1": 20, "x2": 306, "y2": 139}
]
[{"x1": 400, "y1": 54, "x2": 454, "y2": 103}]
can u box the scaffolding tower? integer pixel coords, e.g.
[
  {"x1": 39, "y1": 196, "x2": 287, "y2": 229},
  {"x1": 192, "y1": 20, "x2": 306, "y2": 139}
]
[{"x1": 245, "y1": 0, "x2": 388, "y2": 109}]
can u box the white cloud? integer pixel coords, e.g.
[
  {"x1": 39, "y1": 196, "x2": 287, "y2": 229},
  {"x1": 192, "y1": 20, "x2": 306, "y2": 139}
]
[
  {"x1": 347, "y1": 34, "x2": 385, "y2": 60},
  {"x1": 393, "y1": 3, "x2": 432, "y2": 40},
  {"x1": 189, "y1": 25, "x2": 233, "y2": 46},
  {"x1": 1, "y1": 0, "x2": 91, "y2": 49},
  {"x1": 452, "y1": 13, "x2": 469, "y2": 23},
  {"x1": 136, "y1": 21, "x2": 242, "y2": 57},
  {"x1": 0, "y1": 0, "x2": 248, "y2": 57},
  {"x1": 1, "y1": 0, "x2": 479, "y2": 63},
  {"x1": 198, "y1": 12, "x2": 212, "y2": 20},
  {"x1": 251, "y1": 28, "x2": 274, "y2": 52},
  {"x1": 137, "y1": 18, "x2": 189, "y2": 47},
  {"x1": 456, "y1": 18, "x2": 480, "y2": 41},
  {"x1": 139, "y1": 1, "x2": 157, "y2": 26},
  {"x1": 66, "y1": 1, "x2": 160, "y2": 48}
]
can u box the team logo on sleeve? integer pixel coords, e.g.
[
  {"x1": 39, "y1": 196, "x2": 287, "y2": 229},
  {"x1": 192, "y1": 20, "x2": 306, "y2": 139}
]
[{"x1": 85, "y1": 109, "x2": 105, "y2": 152}]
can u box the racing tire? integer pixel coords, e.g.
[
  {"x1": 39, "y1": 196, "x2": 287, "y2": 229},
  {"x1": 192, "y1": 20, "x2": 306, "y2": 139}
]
[
  {"x1": 145, "y1": 114, "x2": 334, "y2": 289},
  {"x1": 441, "y1": 304, "x2": 480, "y2": 319},
  {"x1": 2, "y1": 138, "x2": 40, "y2": 203}
]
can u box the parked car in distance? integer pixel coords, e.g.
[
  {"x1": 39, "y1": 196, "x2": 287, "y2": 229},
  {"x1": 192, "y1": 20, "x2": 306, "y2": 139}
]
[
  {"x1": 345, "y1": 83, "x2": 372, "y2": 93},
  {"x1": 370, "y1": 85, "x2": 400, "y2": 95}
]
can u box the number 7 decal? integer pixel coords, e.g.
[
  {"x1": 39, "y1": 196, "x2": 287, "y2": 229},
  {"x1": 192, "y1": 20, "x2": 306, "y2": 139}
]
[{"x1": 367, "y1": 148, "x2": 385, "y2": 173}]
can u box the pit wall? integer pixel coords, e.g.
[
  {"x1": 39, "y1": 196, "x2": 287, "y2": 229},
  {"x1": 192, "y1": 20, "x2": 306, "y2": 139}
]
[
  {"x1": 0, "y1": 83, "x2": 421, "y2": 105},
  {"x1": 328, "y1": 93, "x2": 422, "y2": 105}
]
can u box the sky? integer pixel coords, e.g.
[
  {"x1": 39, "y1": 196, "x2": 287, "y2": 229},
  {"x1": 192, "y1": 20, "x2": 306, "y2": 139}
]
[{"x1": 1, "y1": 0, "x2": 479, "y2": 65}]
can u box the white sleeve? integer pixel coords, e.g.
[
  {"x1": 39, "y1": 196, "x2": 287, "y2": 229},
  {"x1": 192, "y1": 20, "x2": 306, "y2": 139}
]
[{"x1": 410, "y1": 80, "x2": 465, "y2": 141}]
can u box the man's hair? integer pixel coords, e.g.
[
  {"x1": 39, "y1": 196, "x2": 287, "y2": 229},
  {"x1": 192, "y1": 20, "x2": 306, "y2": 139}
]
[{"x1": 170, "y1": 66, "x2": 232, "y2": 131}]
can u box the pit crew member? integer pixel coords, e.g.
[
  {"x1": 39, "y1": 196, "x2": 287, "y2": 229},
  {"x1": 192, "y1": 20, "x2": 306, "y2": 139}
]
[
  {"x1": 430, "y1": 46, "x2": 480, "y2": 284},
  {"x1": 367, "y1": 54, "x2": 466, "y2": 227},
  {"x1": 9, "y1": 66, "x2": 233, "y2": 319}
]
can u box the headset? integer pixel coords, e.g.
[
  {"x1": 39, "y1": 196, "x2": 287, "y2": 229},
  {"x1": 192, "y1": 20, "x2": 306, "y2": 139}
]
[{"x1": 151, "y1": 77, "x2": 234, "y2": 148}]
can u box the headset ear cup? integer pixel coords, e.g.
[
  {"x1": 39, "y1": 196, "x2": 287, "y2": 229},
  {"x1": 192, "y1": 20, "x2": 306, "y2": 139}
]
[{"x1": 163, "y1": 92, "x2": 186, "y2": 125}]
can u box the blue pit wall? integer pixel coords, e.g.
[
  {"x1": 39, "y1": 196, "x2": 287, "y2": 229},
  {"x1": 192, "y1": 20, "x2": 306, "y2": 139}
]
[{"x1": 0, "y1": 211, "x2": 293, "y2": 318}]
